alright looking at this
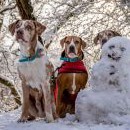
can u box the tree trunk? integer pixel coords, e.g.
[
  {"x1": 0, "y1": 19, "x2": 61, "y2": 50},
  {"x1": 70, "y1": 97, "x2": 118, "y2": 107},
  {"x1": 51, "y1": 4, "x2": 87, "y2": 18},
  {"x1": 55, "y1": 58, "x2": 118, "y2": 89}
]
[{"x1": 16, "y1": 0, "x2": 35, "y2": 20}]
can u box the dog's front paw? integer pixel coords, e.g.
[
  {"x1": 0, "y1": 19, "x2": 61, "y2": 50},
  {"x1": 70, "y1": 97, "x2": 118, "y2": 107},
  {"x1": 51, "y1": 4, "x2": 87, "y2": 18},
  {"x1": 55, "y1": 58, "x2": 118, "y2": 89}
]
[
  {"x1": 45, "y1": 115, "x2": 54, "y2": 123},
  {"x1": 17, "y1": 117, "x2": 28, "y2": 123}
]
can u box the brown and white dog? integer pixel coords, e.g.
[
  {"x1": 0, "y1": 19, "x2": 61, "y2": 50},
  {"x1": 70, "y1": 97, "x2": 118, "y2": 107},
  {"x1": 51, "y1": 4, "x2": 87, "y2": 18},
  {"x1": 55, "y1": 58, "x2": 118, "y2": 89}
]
[
  {"x1": 56, "y1": 36, "x2": 88, "y2": 118},
  {"x1": 9, "y1": 20, "x2": 56, "y2": 122},
  {"x1": 94, "y1": 30, "x2": 121, "y2": 47}
]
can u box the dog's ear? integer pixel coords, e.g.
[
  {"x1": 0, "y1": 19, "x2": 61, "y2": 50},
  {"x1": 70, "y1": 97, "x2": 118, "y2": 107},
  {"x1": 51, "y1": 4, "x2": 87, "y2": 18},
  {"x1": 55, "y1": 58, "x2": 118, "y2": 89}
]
[
  {"x1": 34, "y1": 21, "x2": 46, "y2": 35},
  {"x1": 80, "y1": 38, "x2": 86, "y2": 49},
  {"x1": 61, "y1": 50, "x2": 65, "y2": 57},
  {"x1": 60, "y1": 37, "x2": 66, "y2": 48},
  {"x1": 8, "y1": 20, "x2": 19, "y2": 36},
  {"x1": 94, "y1": 33, "x2": 99, "y2": 45},
  {"x1": 112, "y1": 31, "x2": 121, "y2": 36}
]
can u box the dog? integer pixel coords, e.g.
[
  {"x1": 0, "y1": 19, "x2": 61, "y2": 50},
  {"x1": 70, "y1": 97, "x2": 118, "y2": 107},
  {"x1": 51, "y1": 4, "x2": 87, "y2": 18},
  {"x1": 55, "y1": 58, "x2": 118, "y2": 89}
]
[
  {"x1": 94, "y1": 30, "x2": 121, "y2": 47},
  {"x1": 56, "y1": 36, "x2": 88, "y2": 118},
  {"x1": 9, "y1": 20, "x2": 57, "y2": 122}
]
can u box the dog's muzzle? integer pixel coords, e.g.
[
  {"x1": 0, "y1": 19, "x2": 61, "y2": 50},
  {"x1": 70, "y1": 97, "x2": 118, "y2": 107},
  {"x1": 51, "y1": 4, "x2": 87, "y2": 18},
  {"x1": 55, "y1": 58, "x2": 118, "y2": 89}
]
[
  {"x1": 16, "y1": 30, "x2": 24, "y2": 38},
  {"x1": 16, "y1": 29, "x2": 27, "y2": 42},
  {"x1": 69, "y1": 45, "x2": 75, "y2": 54}
]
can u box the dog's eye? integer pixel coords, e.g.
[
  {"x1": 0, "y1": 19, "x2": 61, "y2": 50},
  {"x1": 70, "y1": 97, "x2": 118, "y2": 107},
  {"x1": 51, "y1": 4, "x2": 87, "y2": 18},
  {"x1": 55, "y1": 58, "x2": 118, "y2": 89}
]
[
  {"x1": 66, "y1": 41, "x2": 70, "y2": 44},
  {"x1": 120, "y1": 47, "x2": 126, "y2": 52},
  {"x1": 16, "y1": 24, "x2": 20, "y2": 28},
  {"x1": 109, "y1": 45, "x2": 115, "y2": 49},
  {"x1": 75, "y1": 41, "x2": 79, "y2": 44},
  {"x1": 26, "y1": 25, "x2": 32, "y2": 30}
]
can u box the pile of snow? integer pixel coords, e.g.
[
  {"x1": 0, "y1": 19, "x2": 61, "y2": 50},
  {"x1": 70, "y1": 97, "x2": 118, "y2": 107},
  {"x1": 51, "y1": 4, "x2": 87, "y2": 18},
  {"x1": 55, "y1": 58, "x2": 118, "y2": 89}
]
[
  {"x1": 75, "y1": 36, "x2": 130, "y2": 124},
  {"x1": 0, "y1": 109, "x2": 130, "y2": 130}
]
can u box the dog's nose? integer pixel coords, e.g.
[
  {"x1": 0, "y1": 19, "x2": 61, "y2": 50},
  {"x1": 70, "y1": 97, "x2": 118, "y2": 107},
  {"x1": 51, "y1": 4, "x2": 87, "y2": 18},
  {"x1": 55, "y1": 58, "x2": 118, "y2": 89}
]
[
  {"x1": 69, "y1": 45, "x2": 75, "y2": 52},
  {"x1": 17, "y1": 30, "x2": 23, "y2": 35},
  {"x1": 102, "y1": 39, "x2": 107, "y2": 44}
]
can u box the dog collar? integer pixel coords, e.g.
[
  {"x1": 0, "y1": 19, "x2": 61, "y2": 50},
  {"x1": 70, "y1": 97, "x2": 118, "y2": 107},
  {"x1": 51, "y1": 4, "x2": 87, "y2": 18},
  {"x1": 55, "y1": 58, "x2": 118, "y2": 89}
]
[
  {"x1": 60, "y1": 57, "x2": 80, "y2": 62},
  {"x1": 19, "y1": 48, "x2": 44, "y2": 62}
]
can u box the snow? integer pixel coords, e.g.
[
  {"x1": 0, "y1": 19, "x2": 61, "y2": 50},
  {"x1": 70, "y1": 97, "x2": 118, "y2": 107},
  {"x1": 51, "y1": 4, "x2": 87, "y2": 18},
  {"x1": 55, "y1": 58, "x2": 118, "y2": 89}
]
[
  {"x1": 0, "y1": 109, "x2": 130, "y2": 130},
  {"x1": 76, "y1": 36, "x2": 130, "y2": 125}
]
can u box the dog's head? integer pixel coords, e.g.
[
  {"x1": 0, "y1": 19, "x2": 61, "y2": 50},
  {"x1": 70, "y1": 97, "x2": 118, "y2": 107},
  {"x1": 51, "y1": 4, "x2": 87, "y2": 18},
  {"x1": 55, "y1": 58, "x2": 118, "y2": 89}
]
[
  {"x1": 9, "y1": 20, "x2": 46, "y2": 56},
  {"x1": 60, "y1": 36, "x2": 86, "y2": 59},
  {"x1": 101, "y1": 36, "x2": 130, "y2": 62},
  {"x1": 94, "y1": 30, "x2": 121, "y2": 47},
  {"x1": 9, "y1": 20, "x2": 46, "y2": 46}
]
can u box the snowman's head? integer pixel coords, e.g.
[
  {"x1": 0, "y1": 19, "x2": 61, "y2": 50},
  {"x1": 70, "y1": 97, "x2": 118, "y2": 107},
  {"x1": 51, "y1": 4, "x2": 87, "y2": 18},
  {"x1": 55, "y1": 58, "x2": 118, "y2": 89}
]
[{"x1": 101, "y1": 36, "x2": 130, "y2": 62}]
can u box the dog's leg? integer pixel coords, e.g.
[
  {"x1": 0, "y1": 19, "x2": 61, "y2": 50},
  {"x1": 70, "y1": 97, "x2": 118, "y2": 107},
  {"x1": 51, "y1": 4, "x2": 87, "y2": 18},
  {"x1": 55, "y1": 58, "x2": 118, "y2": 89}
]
[
  {"x1": 51, "y1": 88, "x2": 58, "y2": 119},
  {"x1": 46, "y1": 62, "x2": 58, "y2": 119},
  {"x1": 56, "y1": 89, "x2": 67, "y2": 118},
  {"x1": 29, "y1": 99, "x2": 39, "y2": 117},
  {"x1": 18, "y1": 82, "x2": 30, "y2": 122},
  {"x1": 41, "y1": 80, "x2": 54, "y2": 122},
  {"x1": 35, "y1": 91, "x2": 45, "y2": 118}
]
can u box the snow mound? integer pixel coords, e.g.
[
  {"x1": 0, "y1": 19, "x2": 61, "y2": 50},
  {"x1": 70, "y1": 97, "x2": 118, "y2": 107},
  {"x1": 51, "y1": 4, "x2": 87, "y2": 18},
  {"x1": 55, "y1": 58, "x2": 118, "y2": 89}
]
[
  {"x1": 75, "y1": 36, "x2": 130, "y2": 124},
  {"x1": 1, "y1": 109, "x2": 130, "y2": 130}
]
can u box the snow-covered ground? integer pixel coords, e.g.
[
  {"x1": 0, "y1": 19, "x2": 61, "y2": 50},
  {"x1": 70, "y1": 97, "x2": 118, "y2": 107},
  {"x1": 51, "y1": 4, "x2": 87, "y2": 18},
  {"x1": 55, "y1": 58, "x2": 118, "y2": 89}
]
[{"x1": 0, "y1": 109, "x2": 130, "y2": 130}]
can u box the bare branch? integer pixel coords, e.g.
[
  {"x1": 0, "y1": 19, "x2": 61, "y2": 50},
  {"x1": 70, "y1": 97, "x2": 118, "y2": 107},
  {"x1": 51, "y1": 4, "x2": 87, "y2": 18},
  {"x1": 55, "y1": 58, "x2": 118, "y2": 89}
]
[
  {"x1": 0, "y1": 75, "x2": 21, "y2": 106},
  {"x1": 0, "y1": 4, "x2": 16, "y2": 14}
]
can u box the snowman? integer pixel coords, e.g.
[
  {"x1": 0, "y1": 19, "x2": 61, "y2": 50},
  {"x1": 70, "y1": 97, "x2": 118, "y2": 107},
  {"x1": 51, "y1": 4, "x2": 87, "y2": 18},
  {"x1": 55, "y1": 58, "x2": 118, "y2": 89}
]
[{"x1": 75, "y1": 37, "x2": 130, "y2": 124}]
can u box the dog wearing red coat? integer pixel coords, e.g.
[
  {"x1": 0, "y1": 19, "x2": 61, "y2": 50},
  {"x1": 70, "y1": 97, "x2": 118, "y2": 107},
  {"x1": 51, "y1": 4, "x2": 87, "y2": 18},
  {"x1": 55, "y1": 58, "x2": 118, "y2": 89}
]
[{"x1": 55, "y1": 36, "x2": 88, "y2": 118}]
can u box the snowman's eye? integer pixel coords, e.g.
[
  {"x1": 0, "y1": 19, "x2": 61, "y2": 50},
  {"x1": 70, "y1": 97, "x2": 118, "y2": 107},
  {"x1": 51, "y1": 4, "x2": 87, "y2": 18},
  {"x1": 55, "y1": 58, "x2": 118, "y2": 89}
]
[
  {"x1": 109, "y1": 45, "x2": 115, "y2": 49},
  {"x1": 120, "y1": 47, "x2": 126, "y2": 52}
]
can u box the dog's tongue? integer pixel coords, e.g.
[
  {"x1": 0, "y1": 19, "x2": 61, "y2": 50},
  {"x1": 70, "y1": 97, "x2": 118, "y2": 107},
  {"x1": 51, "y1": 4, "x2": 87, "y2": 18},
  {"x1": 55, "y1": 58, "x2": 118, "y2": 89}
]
[
  {"x1": 68, "y1": 53, "x2": 77, "y2": 58},
  {"x1": 17, "y1": 36, "x2": 27, "y2": 43}
]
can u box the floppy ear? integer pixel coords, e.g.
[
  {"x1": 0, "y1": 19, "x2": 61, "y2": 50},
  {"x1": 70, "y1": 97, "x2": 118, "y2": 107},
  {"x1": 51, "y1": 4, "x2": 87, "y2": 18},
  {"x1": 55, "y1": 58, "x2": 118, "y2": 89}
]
[
  {"x1": 60, "y1": 37, "x2": 66, "y2": 48},
  {"x1": 80, "y1": 38, "x2": 86, "y2": 49},
  {"x1": 112, "y1": 31, "x2": 121, "y2": 36},
  {"x1": 61, "y1": 50, "x2": 65, "y2": 57},
  {"x1": 34, "y1": 21, "x2": 46, "y2": 35},
  {"x1": 94, "y1": 33, "x2": 99, "y2": 45},
  {"x1": 8, "y1": 20, "x2": 19, "y2": 36}
]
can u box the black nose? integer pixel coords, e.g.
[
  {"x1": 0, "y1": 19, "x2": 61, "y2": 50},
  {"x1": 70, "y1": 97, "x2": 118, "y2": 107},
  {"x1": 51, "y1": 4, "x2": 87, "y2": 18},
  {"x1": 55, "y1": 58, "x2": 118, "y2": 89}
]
[
  {"x1": 17, "y1": 30, "x2": 23, "y2": 35},
  {"x1": 102, "y1": 39, "x2": 107, "y2": 44},
  {"x1": 69, "y1": 45, "x2": 75, "y2": 53}
]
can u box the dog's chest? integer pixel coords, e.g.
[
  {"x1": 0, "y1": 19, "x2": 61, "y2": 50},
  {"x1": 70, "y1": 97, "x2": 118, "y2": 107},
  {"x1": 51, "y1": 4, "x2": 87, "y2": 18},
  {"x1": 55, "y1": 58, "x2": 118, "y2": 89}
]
[{"x1": 18, "y1": 56, "x2": 48, "y2": 89}]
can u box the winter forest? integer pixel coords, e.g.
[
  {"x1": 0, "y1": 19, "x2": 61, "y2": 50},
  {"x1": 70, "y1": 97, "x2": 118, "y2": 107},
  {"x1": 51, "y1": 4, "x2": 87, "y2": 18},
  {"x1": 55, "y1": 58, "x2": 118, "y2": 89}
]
[{"x1": 1, "y1": 0, "x2": 130, "y2": 130}]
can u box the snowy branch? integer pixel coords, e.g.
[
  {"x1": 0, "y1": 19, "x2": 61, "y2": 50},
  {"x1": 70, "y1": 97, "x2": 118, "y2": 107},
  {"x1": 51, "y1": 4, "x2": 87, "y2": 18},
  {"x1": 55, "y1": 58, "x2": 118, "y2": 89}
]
[
  {"x1": 0, "y1": 4, "x2": 16, "y2": 14},
  {"x1": 0, "y1": 75, "x2": 21, "y2": 106}
]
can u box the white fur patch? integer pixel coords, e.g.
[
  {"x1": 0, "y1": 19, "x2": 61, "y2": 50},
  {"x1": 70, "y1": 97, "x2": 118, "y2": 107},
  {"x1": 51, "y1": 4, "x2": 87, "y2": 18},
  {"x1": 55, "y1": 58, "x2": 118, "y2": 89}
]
[
  {"x1": 18, "y1": 42, "x2": 49, "y2": 90},
  {"x1": 67, "y1": 38, "x2": 77, "y2": 58},
  {"x1": 71, "y1": 73, "x2": 76, "y2": 94}
]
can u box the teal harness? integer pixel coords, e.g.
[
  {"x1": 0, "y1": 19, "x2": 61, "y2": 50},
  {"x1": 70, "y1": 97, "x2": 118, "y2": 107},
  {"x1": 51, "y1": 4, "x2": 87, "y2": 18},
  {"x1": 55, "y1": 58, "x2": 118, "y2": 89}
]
[
  {"x1": 60, "y1": 57, "x2": 80, "y2": 62},
  {"x1": 19, "y1": 48, "x2": 43, "y2": 63}
]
